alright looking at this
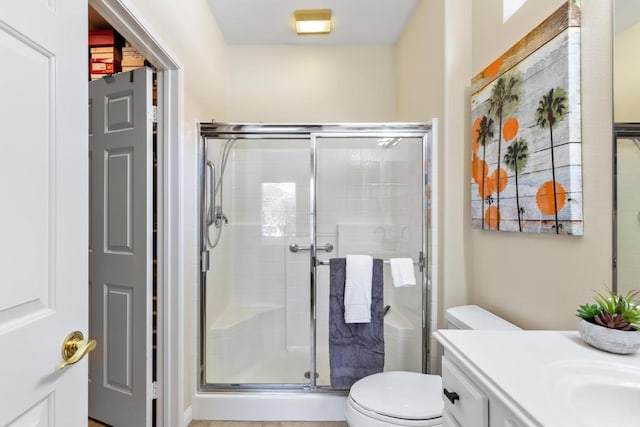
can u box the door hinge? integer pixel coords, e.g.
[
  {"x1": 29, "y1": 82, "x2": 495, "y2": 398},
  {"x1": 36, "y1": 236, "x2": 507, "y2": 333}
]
[
  {"x1": 201, "y1": 250, "x2": 210, "y2": 272},
  {"x1": 152, "y1": 381, "x2": 158, "y2": 400}
]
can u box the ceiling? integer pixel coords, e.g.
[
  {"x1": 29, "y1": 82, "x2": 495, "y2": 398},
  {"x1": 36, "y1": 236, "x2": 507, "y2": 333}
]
[
  {"x1": 615, "y1": 0, "x2": 640, "y2": 34},
  {"x1": 206, "y1": 0, "x2": 418, "y2": 45}
]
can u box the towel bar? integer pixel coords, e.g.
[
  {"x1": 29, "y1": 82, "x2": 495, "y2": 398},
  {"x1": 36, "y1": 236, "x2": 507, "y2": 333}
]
[
  {"x1": 316, "y1": 253, "x2": 426, "y2": 273},
  {"x1": 289, "y1": 243, "x2": 334, "y2": 253},
  {"x1": 315, "y1": 259, "x2": 417, "y2": 266}
]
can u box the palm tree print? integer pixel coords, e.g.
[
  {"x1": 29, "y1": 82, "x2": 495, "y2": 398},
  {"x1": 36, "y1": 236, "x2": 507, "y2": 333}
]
[
  {"x1": 535, "y1": 87, "x2": 567, "y2": 234},
  {"x1": 488, "y1": 74, "x2": 520, "y2": 230},
  {"x1": 477, "y1": 115, "x2": 495, "y2": 229},
  {"x1": 503, "y1": 137, "x2": 529, "y2": 232}
]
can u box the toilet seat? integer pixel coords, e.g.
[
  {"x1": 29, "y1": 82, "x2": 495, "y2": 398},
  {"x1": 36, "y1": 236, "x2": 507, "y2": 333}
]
[{"x1": 346, "y1": 371, "x2": 443, "y2": 426}]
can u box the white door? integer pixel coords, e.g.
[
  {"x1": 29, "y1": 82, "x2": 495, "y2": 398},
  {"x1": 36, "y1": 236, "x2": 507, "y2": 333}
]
[
  {"x1": 88, "y1": 67, "x2": 153, "y2": 427},
  {"x1": 0, "y1": 0, "x2": 88, "y2": 426}
]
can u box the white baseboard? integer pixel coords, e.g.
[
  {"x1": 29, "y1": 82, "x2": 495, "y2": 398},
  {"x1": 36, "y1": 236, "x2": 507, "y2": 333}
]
[
  {"x1": 192, "y1": 393, "x2": 347, "y2": 421},
  {"x1": 183, "y1": 405, "x2": 193, "y2": 427}
]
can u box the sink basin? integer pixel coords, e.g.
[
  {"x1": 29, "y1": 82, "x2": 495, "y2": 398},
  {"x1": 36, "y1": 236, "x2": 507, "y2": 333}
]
[
  {"x1": 540, "y1": 360, "x2": 640, "y2": 426},
  {"x1": 570, "y1": 382, "x2": 640, "y2": 423}
]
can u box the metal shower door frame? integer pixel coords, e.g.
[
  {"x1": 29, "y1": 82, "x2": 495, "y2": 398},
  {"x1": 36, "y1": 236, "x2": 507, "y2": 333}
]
[
  {"x1": 612, "y1": 122, "x2": 640, "y2": 293},
  {"x1": 198, "y1": 122, "x2": 435, "y2": 392}
]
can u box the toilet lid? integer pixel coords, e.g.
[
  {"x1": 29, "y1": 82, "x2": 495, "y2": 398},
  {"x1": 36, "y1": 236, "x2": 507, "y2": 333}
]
[{"x1": 349, "y1": 371, "x2": 443, "y2": 420}]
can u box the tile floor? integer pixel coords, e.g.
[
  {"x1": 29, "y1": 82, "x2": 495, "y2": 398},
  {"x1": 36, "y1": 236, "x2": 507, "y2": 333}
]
[
  {"x1": 190, "y1": 423, "x2": 347, "y2": 427},
  {"x1": 90, "y1": 420, "x2": 345, "y2": 427}
]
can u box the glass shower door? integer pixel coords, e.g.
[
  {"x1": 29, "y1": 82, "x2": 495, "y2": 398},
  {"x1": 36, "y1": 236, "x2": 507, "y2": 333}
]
[
  {"x1": 203, "y1": 137, "x2": 314, "y2": 386},
  {"x1": 614, "y1": 127, "x2": 640, "y2": 297},
  {"x1": 313, "y1": 134, "x2": 426, "y2": 388}
]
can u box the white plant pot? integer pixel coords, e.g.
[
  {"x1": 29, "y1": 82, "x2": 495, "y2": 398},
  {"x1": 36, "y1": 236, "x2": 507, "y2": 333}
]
[{"x1": 579, "y1": 319, "x2": 640, "y2": 354}]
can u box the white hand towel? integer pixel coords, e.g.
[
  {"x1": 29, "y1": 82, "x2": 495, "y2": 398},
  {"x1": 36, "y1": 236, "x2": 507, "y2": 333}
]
[
  {"x1": 390, "y1": 258, "x2": 416, "y2": 288},
  {"x1": 344, "y1": 254, "x2": 373, "y2": 323}
]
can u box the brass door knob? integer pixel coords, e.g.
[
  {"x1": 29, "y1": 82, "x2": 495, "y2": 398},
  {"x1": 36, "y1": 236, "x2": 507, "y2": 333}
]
[{"x1": 56, "y1": 331, "x2": 97, "y2": 370}]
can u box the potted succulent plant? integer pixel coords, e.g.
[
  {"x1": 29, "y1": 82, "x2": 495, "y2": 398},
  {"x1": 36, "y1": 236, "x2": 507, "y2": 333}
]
[{"x1": 576, "y1": 289, "x2": 640, "y2": 354}]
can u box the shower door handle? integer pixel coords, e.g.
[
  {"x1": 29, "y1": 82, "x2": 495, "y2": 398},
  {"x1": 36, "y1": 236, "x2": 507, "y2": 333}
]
[
  {"x1": 206, "y1": 160, "x2": 216, "y2": 226},
  {"x1": 289, "y1": 243, "x2": 334, "y2": 253}
]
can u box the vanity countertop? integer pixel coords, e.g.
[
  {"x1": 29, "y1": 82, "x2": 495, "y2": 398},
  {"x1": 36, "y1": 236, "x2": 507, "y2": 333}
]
[{"x1": 434, "y1": 330, "x2": 640, "y2": 426}]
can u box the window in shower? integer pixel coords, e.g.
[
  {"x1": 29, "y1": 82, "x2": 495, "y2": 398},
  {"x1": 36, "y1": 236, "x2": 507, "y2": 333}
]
[{"x1": 261, "y1": 182, "x2": 296, "y2": 237}]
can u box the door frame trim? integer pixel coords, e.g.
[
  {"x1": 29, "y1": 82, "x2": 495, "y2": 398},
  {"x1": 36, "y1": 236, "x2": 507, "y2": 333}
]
[{"x1": 88, "y1": 1, "x2": 184, "y2": 426}]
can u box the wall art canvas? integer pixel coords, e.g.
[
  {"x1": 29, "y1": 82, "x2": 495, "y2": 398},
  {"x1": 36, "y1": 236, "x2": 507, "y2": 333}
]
[{"x1": 470, "y1": 1, "x2": 583, "y2": 235}]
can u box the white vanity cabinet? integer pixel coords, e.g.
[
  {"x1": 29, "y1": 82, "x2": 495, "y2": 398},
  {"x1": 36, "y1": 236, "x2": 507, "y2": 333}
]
[
  {"x1": 441, "y1": 356, "x2": 487, "y2": 426},
  {"x1": 440, "y1": 354, "x2": 530, "y2": 427},
  {"x1": 434, "y1": 329, "x2": 640, "y2": 426}
]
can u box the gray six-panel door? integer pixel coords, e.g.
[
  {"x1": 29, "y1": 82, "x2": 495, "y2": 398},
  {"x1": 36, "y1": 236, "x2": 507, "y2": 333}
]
[{"x1": 88, "y1": 67, "x2": 153, "y2": 427}]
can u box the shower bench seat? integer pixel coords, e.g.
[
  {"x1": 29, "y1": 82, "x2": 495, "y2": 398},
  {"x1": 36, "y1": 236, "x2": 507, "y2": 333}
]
[{"x1": 209, "y1": 304, "x2": 283, "y2": 330}]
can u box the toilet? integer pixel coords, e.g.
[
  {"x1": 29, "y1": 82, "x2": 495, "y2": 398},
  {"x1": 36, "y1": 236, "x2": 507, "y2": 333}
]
[{"x1": 344, "y1": 305, "x2": 520, "y2": 426}]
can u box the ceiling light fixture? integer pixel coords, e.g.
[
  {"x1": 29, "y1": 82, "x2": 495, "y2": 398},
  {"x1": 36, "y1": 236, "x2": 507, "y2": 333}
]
[{"x1": 294, "y1": 9, "x2": 332, "y2": 35}]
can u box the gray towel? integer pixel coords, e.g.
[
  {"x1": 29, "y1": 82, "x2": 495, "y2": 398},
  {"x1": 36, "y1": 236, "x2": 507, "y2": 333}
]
[{"x1": 329, "y1": 258, "x2": 384, "y2": 389}]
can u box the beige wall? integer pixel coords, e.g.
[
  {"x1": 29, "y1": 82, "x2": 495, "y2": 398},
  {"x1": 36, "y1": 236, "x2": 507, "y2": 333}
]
[
  {"x1": 615, "y1": 21, "x2": 640, "y2": 121},
  {"x1": 126, "y1": 0, "x2": 228, "y2": 413},
  {"x1": 441, "y1": 0, "x2": 473, "y2": 320},
  {"x1": 469, "y1": 0, "x2": 614, "y2": 329},
  {"x1": 395, "y1": 0, "x2": 444, "y2": 122},
  {"x1": 224, "y1": 45, "x2": 396, "y2": 122},
  {"x1": 395, "y1": 0, "x2": 473, "y2": 327}
]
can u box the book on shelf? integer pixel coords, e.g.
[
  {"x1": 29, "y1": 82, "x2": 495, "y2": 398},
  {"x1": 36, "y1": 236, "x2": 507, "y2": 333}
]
[
  {"x1": 88, "y1": 29, "x2": 123, "y2": 47},
  {"x1": 121, "y1": 58, "x2": 145, "y2": 67},
  {"x1": 90, "y1": 46, "x2": 121, "y2": 62},
  {"x1": 122, "y1": 46, "x2": 144, "y2": 58},
  {"x1": 90, "y1": 58, "x2": 121, "y2": 74}
]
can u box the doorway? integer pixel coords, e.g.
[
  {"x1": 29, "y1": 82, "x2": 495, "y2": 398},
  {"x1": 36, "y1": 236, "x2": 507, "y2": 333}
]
[{"x1": 87, "y1": 0, "x2": 182, "y2": 425}]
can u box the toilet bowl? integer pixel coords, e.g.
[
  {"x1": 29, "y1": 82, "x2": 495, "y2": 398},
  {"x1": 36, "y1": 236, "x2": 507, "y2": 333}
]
[
  {"x1": 345, "y1": 305, "x2": 520, "y2": 426},
  {"x1": 345, "y1": 371, "x2": 443, "y2": 427}
]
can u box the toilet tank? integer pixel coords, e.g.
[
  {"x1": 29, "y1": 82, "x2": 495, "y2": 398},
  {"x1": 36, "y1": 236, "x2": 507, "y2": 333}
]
[{"x1": 445, "y1": 305, "x2": 520, "y2": 330}]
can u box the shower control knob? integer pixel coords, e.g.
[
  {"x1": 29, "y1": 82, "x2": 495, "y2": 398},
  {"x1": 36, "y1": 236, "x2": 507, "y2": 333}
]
[{"x1": 289, "y1": 243, "x2": 302, "y2": 253}]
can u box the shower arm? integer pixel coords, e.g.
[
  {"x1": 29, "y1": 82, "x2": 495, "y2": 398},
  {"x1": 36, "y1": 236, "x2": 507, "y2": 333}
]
[{"x1": 206, "y1": 160, "x2": 216, "y2": 226}]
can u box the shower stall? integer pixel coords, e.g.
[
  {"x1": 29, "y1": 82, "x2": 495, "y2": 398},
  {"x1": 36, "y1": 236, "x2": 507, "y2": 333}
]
[{"x1": 197, "y1": 122, "x2": 437, "y2": 410}]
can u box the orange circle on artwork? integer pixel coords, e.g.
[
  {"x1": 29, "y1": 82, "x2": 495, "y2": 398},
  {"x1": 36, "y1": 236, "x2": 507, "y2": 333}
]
[
  {"x1": 483, "y1": 56, "x2": 503, "y2": 79},
  {"x1": 471, "y1": 117, "x2": 482, "y2": 154},
  {"x1": 502, "y1": 117, "x2": 519, "y2": 142},
  {"x1": 471, "y1": 154, "x2": 488, "y2": 185},
  {"x1": 489, "y1": 168, "x2": 508, "y2": 193},
  {"x1": 536, "y1": 181, "x2": 567, "y2": 215},
  {"x1": 485, "y1": 206, "x2": 500, "y2": 229},
  {"x1": 478, "y1": 179, "x2": 496, "y2": 199}
]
